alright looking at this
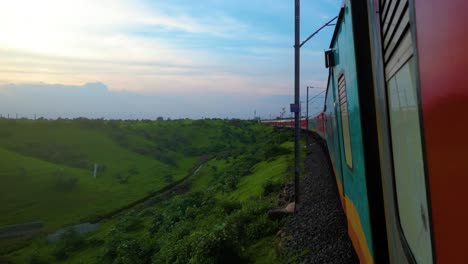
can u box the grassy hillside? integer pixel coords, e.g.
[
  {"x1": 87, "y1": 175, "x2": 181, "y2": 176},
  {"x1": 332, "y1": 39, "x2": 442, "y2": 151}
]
[
  {"x1": 0, "y1": 118, "x2": 295, "y2": 263},
  {"x1": 0, "y1": 119, "x2": 270, "y2": 229}
]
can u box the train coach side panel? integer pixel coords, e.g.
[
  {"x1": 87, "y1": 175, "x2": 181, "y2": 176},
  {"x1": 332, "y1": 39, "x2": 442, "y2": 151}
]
[
  {"x1": 415, "y1": 0, "x2": 468, "y2": 262},
  {"x1": 329, "y1": 2, "x2": 375, "y2": 262}
]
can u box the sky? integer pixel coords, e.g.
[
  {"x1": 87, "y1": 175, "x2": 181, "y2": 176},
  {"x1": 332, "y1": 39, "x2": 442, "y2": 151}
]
[{"x1": 0, "y1": 0, "x2": 341, "y2": 119}]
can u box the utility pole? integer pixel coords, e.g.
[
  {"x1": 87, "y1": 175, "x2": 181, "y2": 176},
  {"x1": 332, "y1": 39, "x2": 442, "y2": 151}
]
[
  {"x1": 294, "y1": 0, "x2": 301, "y2": 208},
  {"x1": 307, "y1": 86, "x2": 309, "y2": 127},
  {"x1": 292, "y1": 12, "x2": 336, "y2": 210}
]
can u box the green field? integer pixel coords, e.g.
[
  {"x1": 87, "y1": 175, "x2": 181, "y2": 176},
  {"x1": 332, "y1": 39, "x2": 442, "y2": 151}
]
[{"x1": 0, "y1": 118, "x2": 294, "y2": 263}]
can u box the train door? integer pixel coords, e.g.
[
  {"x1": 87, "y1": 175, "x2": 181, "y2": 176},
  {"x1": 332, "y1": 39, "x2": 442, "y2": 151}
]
[{"x1": 367, "y1": 0, "x2": 434, "y2": 263}]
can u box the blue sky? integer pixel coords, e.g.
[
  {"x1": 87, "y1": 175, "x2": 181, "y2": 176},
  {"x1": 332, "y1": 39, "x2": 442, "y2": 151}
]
[{"x1": 0, "y1": 0, "x2": 341, "y2": 119}]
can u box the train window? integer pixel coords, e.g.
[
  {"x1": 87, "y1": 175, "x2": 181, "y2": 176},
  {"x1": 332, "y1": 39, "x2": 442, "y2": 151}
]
[
  {"x1": 382, "y1": 0, "x2": 433, "y2": 262},
  {"x1": 386, "y1": 56, "x2": 433, "y2": 264},
  {"x1": 338, "y1": 74, "x2": 353, "y2": 168}
]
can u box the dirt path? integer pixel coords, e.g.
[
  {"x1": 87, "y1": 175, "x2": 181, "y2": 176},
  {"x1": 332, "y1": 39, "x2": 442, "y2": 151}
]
[{"x1": 90, "y1": 156, "x2": 212, "y2": 222}]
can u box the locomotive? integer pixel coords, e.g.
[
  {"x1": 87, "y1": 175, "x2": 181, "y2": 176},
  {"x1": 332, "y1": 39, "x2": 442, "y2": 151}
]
[{"x1": 265, "y1": 0, "x2": 468, "y2": 263}]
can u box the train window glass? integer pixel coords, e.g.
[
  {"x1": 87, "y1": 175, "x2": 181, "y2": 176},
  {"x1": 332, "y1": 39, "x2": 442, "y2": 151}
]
[
  {"x1": 387, "y1": 57, "x2": 433, "y2": 264},
  {"x1": 338, "y1": 74, "x2": 353, "y2": 168}
]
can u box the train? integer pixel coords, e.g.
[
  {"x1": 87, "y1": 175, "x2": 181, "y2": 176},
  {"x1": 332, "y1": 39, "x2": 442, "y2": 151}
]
[{"x1": 263, "y1": 0, "x2": 468, "y2": 263}]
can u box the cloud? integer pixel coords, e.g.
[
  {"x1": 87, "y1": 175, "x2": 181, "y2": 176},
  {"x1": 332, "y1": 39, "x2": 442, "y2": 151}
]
[
  {"x1": 0, "y1": 0, "x2": 294, "y2": 94},
  {"x1": 0, "y1": 0, "x2": 254, "y2": 58},
  {"x1": 0, "y1": 82, "x2": 298, "y2": 119},
  {"x1": 0, "y1": 0, "x2": 337, "y2": 117}
]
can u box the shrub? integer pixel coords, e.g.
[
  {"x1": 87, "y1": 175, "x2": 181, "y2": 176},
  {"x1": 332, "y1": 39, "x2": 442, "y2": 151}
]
[
  {"x1": 190, "y1": 226, "x2": 246, "y2": 264},
  {"x1": 224, "y1": 201, "x2": 276, "y2": 244},
  {"x1": 99, "y1": 164, "x2": 107, "y2": 173},
  {"x1": 26, "y1": 252, "x2": 48, "y2": 264},
  {"x1": 153, "y1": 231, "x2": 201, "y2": 264},
  {"x1": 114, "y1": 238, "x2": 149, "y2": 264},
  {"x1": 99, "y1": 230, "x2": 156, "y2": 264},
  {"x1": 52, "y1": 170, "x2": 78, "y2": 191},
  {"x1": 86, "y1": 237, "x2": 104, "y2": 247},
  {"x1": 162, "y1": 192, "x2": 209, "y2": 224},
  {"x1": 148, "y1": 213, "x2": 164, "y2": 235},
  {"x1": 263, "y1": 180, "x2": 283, "y2": 197},
  {"x1": 128, "y1": 166, "x2": 139, "y2": 175},
  {"x1": 245, "y1": 214, "x2": 277, "y2": 241},
  {"x1": 52, "y1": 228, "x2": 86, "y2": 260},
  {"x1": 220, "y1": 200, "x2": 242, "y2": 215},
  {"x1": 138, "y1": 208, "x2": 155, "y2": 218},
  {"x1": 223, "y1": 174, "x2": 240, "y2": 191},
  {"x1": 114, "y1": 172, "x2": 129, "y2": 184},
  {"x1": 116, "y1": 213, "x2": 143, "y2": 232},
  {"x1": 153, "y1": 151, "x2": 178, "y2": 167},
  {"x1": 265, "y1": 145, "x2": 290, "y2": 159},
  {"x1": 163, "y1": 173, "x2": 174, "y2": 183}
]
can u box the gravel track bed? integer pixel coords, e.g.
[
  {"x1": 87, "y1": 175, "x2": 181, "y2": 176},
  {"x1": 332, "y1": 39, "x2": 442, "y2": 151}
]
[{"x1": 280, "y1": 134, "x2": 359, "y2": 263}]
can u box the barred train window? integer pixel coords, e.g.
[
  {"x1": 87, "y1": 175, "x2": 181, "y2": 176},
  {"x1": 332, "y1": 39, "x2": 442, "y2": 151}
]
[
  {"x1": 338, "y1": 74, "x2": 353, "y2": 168},
  {"x1": 382, "y1": 0, "x2": 433, "y2": 261}
]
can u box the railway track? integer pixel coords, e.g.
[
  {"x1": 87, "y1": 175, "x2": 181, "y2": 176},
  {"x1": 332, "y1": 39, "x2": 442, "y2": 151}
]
[{"x1": 279, "y1": 133, "x2": 358, "y2": 263}]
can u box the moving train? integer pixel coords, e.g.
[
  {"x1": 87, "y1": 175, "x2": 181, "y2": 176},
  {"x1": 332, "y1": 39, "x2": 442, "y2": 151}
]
[{"x1": 264, "y1": 0, "x2": 467, "y2": 263}]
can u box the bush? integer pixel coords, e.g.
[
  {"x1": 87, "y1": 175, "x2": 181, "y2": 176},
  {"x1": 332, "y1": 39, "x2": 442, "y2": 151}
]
[
  {"x1": 52, "y1": 170, "x2": 78, "y2": 191},
  {"x1": 26, "y1": 252, "x2": 48, "y2": 264},
  {"x1": 52, "y1": 228, "x2": 86, "y2": 260},
  {"x1": 148, "y1": 213, "x2": 164, "y2": 235},
  {"x1": 220, "y1": 200, "x2": 242, "y2": 215},
  {"x1": 98, "y1": 164, "x2": 107, "y2": 173},
  {"x1": 99, "y1": 230, "x2": 156, "y2": 264},
  {"x1": 138, "y1": 208, "x2": 155, "y2": 218},
  {"x1": 224, "y1": 201, "x2": 277, "y2": 244},
  {"x1": 265, "y1": 145, "x2": 290, "y2": 159},
  {"x1": 128, "y1": 166, "x2": 139, "y2": 175},
  {"x1": 223, "y1": 173, "x2": 240, "y2": 191},
  {"x1": 154, "y1": 151, "x2": 178, "y2": 167},
  {"x1": 190, "y1": 226, "x2": 246, "y2": 264},
  {"x1": 153, "y1": 231, "x2": 201, "y2": 264},
  {"x1": 116, "y1": 213, "x2": 143, "y2": 232},
  {"x1": 263, "y1": 180, "x2": 283, "y2": 197},
  {"x1": 163, "y1": 173, "x2": 174, "y2": 183},
  {"x1": 162, "y1": 192, "x2": 210, "y2": 225},
  {"x1": 245, "y1": 214, "x2": 277, "y2": 241},
  {"x1": 114, "y1": 172, "x2": 129, "y2": 184}
]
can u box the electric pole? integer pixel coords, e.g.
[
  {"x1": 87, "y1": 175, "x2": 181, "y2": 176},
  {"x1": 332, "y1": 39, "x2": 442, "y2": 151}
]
[{"x1": 294, "y1": 0, "x2": 301, "y2": 208}]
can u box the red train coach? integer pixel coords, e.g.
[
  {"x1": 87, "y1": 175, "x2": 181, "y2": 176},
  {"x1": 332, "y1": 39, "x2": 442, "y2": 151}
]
[
  {"x1": 366, "y1": 0, "x2": 468, "y2": 262},
  {"x1": 262, "y1": 118, "x2": 307, "y2": 130},
  {"x1": 314, "y1": 113, "x2": 325, "y2": 138}
]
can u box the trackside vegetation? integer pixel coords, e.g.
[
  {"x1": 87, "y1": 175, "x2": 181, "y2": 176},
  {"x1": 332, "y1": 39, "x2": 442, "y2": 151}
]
[{"x1": 0, "y1": 118, "x2": 294, "y2": 263}]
